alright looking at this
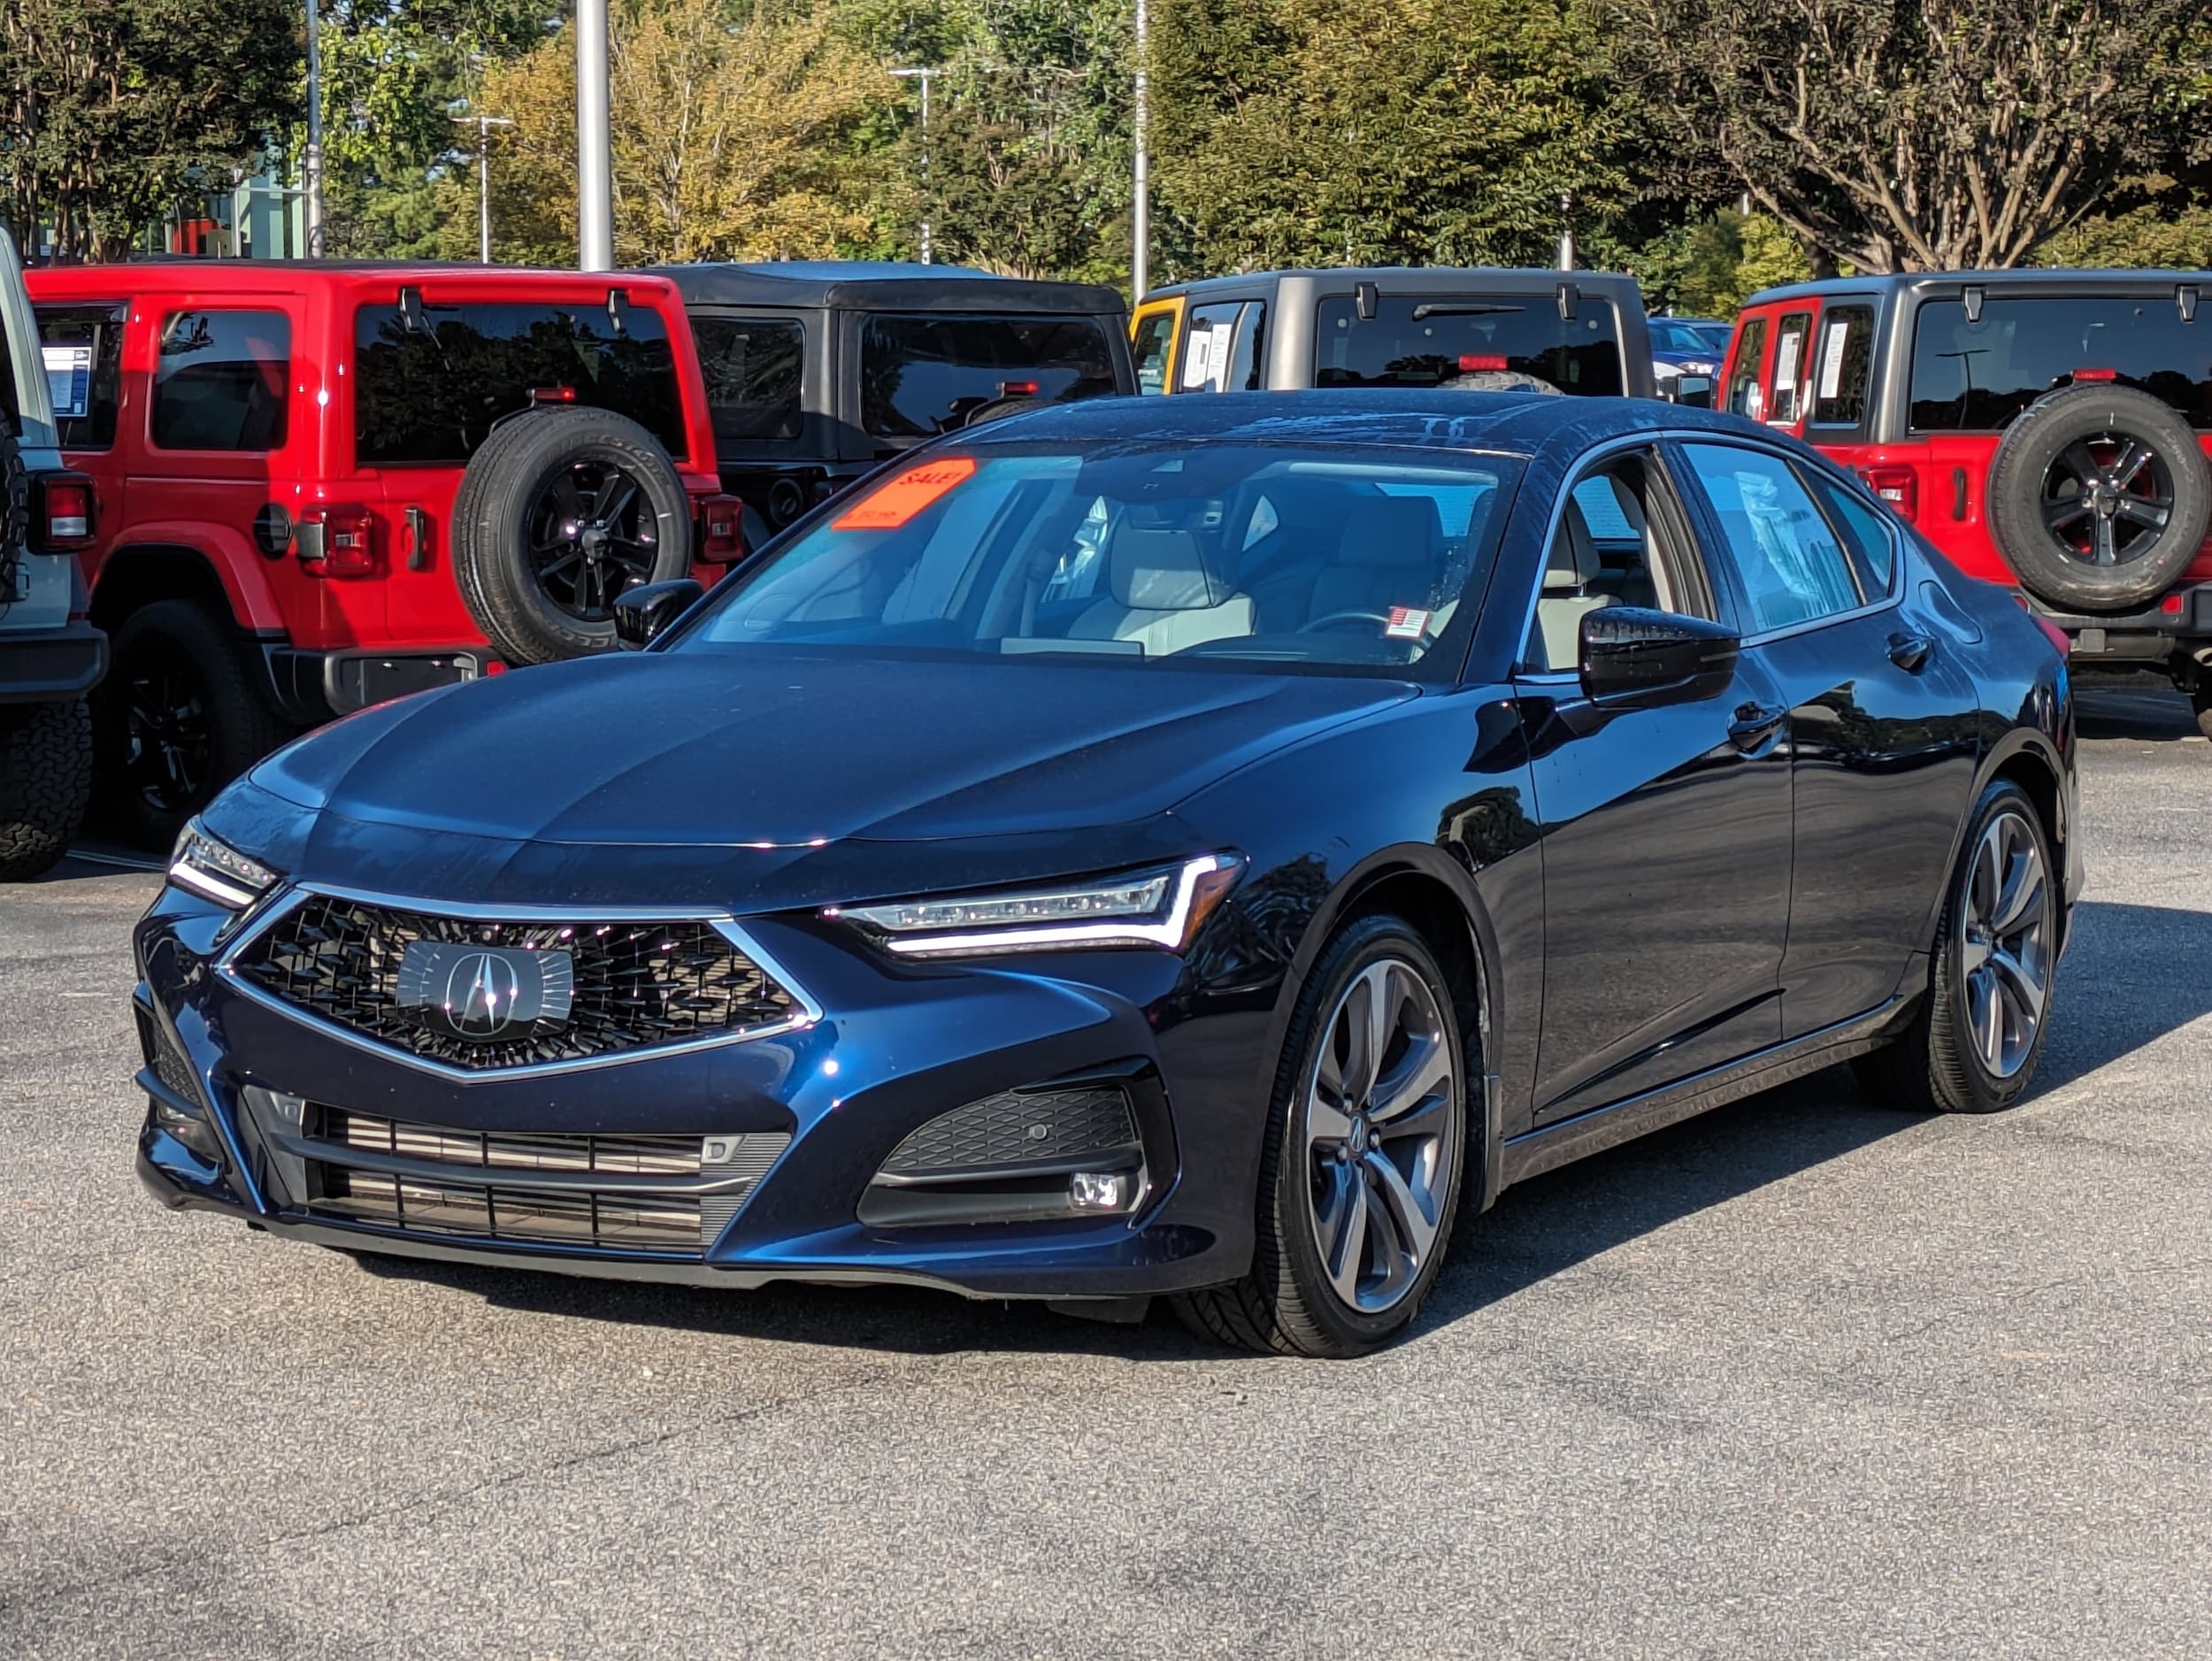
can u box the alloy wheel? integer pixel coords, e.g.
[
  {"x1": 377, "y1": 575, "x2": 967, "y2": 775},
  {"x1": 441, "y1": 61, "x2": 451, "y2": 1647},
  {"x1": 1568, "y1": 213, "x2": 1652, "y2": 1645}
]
[
  {"x1": 526, "y1": 460, "x2": 661, "y2": 620},
  {"x1": 1302, "y1": 957, "x2": 1459, "y2": 1315},
  {"x1": 122, "y1": 645, "x2": 211, "y2": 812},
  {"x1": 2038, "y1": 432, "x2": 2175, "y2": 569},
  {"x1": 1958, "y1": 808, "x2": 2054, "y2": 1080}
]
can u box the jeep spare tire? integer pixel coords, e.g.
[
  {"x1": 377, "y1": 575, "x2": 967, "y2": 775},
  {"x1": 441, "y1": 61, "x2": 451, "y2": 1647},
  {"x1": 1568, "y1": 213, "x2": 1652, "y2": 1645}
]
[
  {"x1": 1986, "y1": 384, "x2": 2211, "y2": 612},
  {"x1": 452, "y1": 407, "x2": 690, "y2": 665}
]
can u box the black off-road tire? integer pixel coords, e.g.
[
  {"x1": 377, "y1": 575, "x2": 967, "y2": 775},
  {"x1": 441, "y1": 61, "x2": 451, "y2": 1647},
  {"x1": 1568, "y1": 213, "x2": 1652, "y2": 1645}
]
[
  {"x1": 1987, "y1": 385, "x2": 2212, "y2": 612},
  {"x1": 450, "y1": 407, "x2": 689, "y2": 665},
  {"x1": 1854, "y1": 781, "x2": 2055, "y2": 1115},
  {"x1": 1174, "y1": 916, "x2": 1470, "y2": 1357},
  {"x1": 95, "y1": 599, "x2": 293, "y2": 850},
  {"x1": 0, "y1": 699, "x2": 93, "y2": 880},
  {"x1": 0, "y1": 419, "x2": 29, "y2": 600}
]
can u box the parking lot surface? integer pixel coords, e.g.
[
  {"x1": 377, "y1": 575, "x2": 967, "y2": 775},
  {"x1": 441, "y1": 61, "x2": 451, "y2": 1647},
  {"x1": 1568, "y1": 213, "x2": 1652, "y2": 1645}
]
[{"x1": 3, "y1": 681, "x2": 2208, "y2": 1659}]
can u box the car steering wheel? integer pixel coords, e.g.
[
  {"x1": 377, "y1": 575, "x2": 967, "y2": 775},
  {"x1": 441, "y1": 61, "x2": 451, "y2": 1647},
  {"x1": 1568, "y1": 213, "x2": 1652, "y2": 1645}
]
[{"x1": 1298, "y1": 610, "x2": 1397, "y2": 634}]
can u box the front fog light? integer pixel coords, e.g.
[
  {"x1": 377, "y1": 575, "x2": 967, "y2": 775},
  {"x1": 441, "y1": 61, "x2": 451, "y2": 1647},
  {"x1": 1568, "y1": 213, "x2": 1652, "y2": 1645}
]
[{"x1": 1071, "y1": 1170, "x2": 1133, "y2": 1211}]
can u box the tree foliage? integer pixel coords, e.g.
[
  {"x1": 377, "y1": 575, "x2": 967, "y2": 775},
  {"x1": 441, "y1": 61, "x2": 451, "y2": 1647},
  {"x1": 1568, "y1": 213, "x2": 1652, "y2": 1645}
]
[
  {"x1": 480, "y1": 0, "x2": 887, "y2": 265},
  {"x1": 1613, "y1": 0, "x2": 2210, "y2": 272},
  {"x1": 0, "y1": 0, "x2": 301, "y2": 258}
]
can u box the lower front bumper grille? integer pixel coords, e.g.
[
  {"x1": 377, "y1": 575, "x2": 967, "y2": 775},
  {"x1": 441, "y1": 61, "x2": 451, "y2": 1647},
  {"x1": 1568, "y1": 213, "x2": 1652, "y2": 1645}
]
[{"x1": 239, "y1": 1090, "x2": 788, "y2": 1258}]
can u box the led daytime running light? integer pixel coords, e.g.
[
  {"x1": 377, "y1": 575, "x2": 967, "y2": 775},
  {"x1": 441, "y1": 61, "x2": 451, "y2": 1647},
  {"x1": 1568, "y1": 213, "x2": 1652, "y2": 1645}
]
[
  {"x1": 841, "y1": 855, "x2": 1243, "y2": 957},
  {"x1": 168, "y1": 819, "x2": 280, "y2": 911}
]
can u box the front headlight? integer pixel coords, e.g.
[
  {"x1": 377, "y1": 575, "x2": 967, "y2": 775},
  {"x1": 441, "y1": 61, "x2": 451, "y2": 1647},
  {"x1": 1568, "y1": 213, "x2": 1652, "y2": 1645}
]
[
  {"x1": 832, "y1": 853, "x2": 1245, "y2": 957},
  {"x1": 168, "y1": 817, "x2": 282, "y2": 910}
]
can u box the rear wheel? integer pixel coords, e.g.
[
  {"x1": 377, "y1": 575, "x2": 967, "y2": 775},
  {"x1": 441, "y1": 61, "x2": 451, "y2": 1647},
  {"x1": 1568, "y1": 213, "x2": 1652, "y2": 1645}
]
[
  {"x1": 1854, "y1": 781, "x2": 2056, "y2": 1114},
  {"x1": 1176, "y1": 916, "x2": 1468, "y2": 1357},
  {"x1": 95, "y1": 599, "x2": 291, "y2": 850},
  {"x1": 0, "y1": 699, "x2": 93, "y2": 880}
]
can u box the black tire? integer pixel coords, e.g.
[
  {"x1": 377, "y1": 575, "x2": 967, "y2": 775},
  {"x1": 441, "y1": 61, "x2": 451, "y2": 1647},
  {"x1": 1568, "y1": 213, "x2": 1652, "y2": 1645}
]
[
  {"x1": 0, "y1": 699, "x2": 93, "y2": 880},
  {"x1": 450, "y1": 407, "x2": 690, "y2": 665},
  {"x1": 1175, "y1": 915, "x2": 1471, "y2": 1357},
  {"x1": 1987, "y1": 385, "x2": 2212, "y2": 611},
  {"x1": 0, "y1": 419, "x2": 29, "y2": 602},
  {"x1": 2193, "y1": 681, "x2": 2212, "y2": 742},
  {"x1": 1854, "y1": 781, "x2": 2057, "y2": 1115},
  {"x1": 961, "y1": 395, "x2": 1044, "y2": 428},
  {"x1": 94, "y1": 599, "x2": 292, "y2": 850}
]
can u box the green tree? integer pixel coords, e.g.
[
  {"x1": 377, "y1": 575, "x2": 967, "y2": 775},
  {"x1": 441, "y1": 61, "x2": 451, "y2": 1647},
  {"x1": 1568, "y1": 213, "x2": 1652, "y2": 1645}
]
[
  {"x1": 0, "y1": 0, "x2": 302, "y2": 258},
  {"x1": 1611, "y1": 0, "x2": 2210, "y2": 272}
]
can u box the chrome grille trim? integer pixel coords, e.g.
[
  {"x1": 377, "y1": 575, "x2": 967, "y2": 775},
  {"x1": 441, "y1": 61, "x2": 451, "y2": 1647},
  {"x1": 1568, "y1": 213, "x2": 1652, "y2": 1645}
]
[{"x1": 215, "y1": 884, "x2": 822, "y2": 1081}]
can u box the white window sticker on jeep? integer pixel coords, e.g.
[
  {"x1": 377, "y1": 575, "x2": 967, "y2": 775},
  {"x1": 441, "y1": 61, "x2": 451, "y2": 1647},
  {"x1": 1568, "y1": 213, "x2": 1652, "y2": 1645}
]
[
  {"x1": 1773, "y1": 328, "x2": 1802, "y2": 391},
  {"x1": 1817, "y1": 322, "x2": 1849, "y2": 400},
  {"x1": 1181, "y1": 325, "x2": 1217, "y2": 389},
  {"x1": 42, "y1": 343, "x2": 92, "y2": 419}
]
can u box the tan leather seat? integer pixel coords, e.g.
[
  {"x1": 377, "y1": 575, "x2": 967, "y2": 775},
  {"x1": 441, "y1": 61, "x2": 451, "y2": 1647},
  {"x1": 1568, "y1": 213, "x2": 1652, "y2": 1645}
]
[
  {"x1": 1070, "y1": 527, "x2": 1253, "y2": 656},
  {"x1": 1534, "y1": 499, "x2": 1617, "y2": 668}
]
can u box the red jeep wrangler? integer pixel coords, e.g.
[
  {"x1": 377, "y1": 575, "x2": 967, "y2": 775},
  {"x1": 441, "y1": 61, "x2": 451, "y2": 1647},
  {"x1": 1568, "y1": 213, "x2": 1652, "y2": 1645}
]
[
  {"x1": 1723, "y1": 271, "x2": 2212, "y2": 731},
  {"x1": 26, "y1": 261, "x2": 741, "y2": 844}
]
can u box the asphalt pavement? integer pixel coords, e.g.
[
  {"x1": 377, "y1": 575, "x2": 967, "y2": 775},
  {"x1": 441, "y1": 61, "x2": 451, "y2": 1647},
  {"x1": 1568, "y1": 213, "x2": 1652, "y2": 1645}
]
[{"x1": 3, "y1": 680, "x2": 2208, "y2": 1658}]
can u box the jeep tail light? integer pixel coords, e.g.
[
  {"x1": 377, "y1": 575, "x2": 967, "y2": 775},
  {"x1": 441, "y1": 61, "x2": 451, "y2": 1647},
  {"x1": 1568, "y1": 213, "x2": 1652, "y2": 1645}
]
[
  {"x1": 297, "y1": 505, "x2": 378, "y2": 578},
  {"x1": 32, "y1": 473, "x2": 94, "y2": 550},
  {"x1": 699, "y1": 493, "x2": 745, "y2": 562},
  {"x1": 2162, "y1": 593, "x2": 2185, "y2": 614},
  {"x1": 1858, "y1": 465, "x2": 1918, "y2": 522}
]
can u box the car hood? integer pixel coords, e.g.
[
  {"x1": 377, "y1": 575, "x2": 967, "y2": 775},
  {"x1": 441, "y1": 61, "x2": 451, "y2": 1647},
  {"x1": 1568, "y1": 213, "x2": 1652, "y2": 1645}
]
[{"x1": 250, "y1": 650, "x2": 1416, "y2": 848}]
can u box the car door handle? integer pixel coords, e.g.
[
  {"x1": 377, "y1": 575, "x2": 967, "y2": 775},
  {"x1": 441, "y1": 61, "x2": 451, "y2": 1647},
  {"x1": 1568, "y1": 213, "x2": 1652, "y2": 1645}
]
[
  {"x1": 1728, "y1": 701, "x2": 1788, "y2": 751},
  {"x1": 1886, "y1": 631, "x2": 1934, "y2": 673}
]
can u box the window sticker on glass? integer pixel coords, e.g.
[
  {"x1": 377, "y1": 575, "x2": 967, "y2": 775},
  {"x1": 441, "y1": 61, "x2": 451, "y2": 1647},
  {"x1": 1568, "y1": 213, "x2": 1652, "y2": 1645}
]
[
  {"x1": 42, "y1": 342, "x2": 92, "y2": 420},
  {"x1": 1774, "y1": 327, "x2": 1803, "y2": 392},
  {"x1": 1817, "y1": 322, "x2": 1850, "y2": 400},
  {"x1": 832, "y1": 457, "x2": 977, "y2": 529},
  {"x1": 1385, "y1": 606, "x2": 1431, "y2": 639},
  {"x1": 1181, "y1": 325, "x2": 1221, "y2": 390}
]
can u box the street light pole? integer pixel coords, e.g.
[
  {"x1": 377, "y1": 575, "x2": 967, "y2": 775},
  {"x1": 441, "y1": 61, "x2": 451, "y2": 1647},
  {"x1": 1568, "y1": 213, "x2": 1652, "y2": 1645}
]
[
  {"x1": 576, "y1": 0, "x2": 614, "y2": 270},
  {"x1": 889, "y1": 66, "x2": 939, "y2": 265},
  {"x1": 454, "y1": 113, "x2": 514, "y2": 264},
  {"x1": 303, "y1": 0, "x2": 325, "y2": 256},
  {"x1": 1132, "y1": 0, "x2": 1149, "y2": 297}
]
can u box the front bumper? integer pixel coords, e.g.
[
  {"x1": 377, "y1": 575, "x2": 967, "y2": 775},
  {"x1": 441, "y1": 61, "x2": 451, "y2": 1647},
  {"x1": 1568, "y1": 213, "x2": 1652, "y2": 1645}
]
[{"x1": 132, "y1": 880, "x2": 1270, "y2": 1302}]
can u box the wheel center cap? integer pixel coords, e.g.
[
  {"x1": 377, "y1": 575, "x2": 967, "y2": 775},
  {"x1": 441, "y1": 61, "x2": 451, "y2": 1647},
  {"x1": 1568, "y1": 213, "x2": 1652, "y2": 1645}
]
[
  {"x1": 580, "y1": 523, "x2": 611, "y2": 556},
  {"x1": 2088, "y1": 482, "x2": 2120, "y2": 516},
  {"x1": 1348, "y1": 1117, "x2": 1371, "y2": 1156}
]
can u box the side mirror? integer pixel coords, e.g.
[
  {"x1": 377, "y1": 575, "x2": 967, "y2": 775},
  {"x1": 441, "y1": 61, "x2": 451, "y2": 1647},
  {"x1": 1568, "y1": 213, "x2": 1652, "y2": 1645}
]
[
  {"x1": 614, "y1": 579, "x2": 703, "y2": 650},
  {"x1": 1579, "y1": 606, "x2": 1739, "y2": 705},
  {"x1": 1673, "y1": 374, "x2": 1713, "y2": 408}
]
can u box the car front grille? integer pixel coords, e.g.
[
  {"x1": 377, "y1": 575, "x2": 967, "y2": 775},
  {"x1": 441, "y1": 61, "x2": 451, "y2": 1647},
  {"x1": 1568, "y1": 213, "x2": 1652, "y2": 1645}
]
[
  {"x1": 231, "y1": 894, "x2": 804, "y2": 1072},
  {"x1": 291, "y1": 1105, "x2": 788, "y2": 1257}
]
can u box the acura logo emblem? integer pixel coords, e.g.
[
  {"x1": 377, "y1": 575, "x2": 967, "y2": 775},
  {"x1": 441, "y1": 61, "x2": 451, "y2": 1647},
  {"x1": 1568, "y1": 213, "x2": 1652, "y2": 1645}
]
[{"x1": 396, "y1": 942, "x2": 575, "y2": 1041}]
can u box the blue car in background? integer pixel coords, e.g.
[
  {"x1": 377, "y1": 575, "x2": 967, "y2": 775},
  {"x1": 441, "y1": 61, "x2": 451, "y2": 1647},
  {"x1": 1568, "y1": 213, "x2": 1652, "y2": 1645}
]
[{"x1": 1647, "y1": 316, "x2": 1732, "y2": 393}]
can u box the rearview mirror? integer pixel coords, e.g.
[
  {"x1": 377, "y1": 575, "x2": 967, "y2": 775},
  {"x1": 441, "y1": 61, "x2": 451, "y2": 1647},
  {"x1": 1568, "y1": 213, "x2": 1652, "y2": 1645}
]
[
  {"x1": 1673, "y1": 374, "x2": 1713, "y2": 408},
  {"x1": 1579, "y1": 607, "x2": 1739, "y2": 704},
  {"x1": 614, "y1": 579, "x2": 703, "y2": 650}
]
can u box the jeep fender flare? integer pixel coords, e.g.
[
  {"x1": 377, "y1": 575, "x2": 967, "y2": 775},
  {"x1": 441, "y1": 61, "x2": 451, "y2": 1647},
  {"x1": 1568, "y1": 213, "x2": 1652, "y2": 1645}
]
[{"x1": 89, "y1": 528, "x2": 284, "y2": 634}]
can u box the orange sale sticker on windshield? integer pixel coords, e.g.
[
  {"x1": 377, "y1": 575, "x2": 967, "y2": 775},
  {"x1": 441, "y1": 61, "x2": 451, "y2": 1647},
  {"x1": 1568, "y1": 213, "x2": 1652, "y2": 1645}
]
[{"x1": 833, "y1": 458, "x2": 978, "y2": 529}]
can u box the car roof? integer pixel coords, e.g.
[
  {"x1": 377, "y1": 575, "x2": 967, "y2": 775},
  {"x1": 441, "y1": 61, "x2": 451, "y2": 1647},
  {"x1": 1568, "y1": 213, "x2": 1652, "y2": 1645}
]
[
  {"x1": 1141, "y1": 266, "x2": 1646, "y2": 304},
  {"x1": 649, "y1": 260, "x2": 1127, "y2": 314},
  {"x1": 23, "y1": 259, "x2": 685, "y2": 300},
  {"x1": 963, "y1": 388, "x2": 1759, "y2": 461},
  {"x1": 1741, "y1": 267, "x2": 2212, "y2": 309}
]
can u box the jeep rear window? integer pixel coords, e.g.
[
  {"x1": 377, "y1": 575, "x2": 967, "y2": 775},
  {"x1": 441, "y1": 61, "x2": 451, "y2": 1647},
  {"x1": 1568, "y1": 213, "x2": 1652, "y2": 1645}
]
[
  {"x1": 858, "y1": 314, "x2": 1118, "y2": 440},
  {"x1": 1810, "y1": 304, "x2": 1875, "y2": 427},
  {"x1": 1313, "y1": 295, "x2": 1623, "y2": 395},
  {"x1": 690, "y1": 314, "x2": 804, "y2": 443},
  {"x1": 152, "y1": 310, "x2": 289, "y2": 452},
  {"x1": 1909, "y1": 296, "x2": 2212, "y2": 432},
  {"x1": 354, "y1": 299, "x2": 687, "y2": 465},
  {"x1": 35, "y1": 304, "x2": 124, "y2": 450}
]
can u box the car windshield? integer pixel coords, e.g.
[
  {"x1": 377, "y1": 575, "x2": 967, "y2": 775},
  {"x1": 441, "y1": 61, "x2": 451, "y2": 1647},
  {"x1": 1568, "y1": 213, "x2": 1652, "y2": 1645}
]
[
  {"x1": 679, "y1": 442, "x2": 1519, "y2": 674},
  {"x1": 1650, "y1": 319, "x2": 1722, "y2": 356}
]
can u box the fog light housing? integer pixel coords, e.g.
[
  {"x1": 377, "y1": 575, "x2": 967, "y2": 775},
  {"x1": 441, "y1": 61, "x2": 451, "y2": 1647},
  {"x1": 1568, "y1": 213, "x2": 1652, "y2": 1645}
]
[{"x1": 1070, "y1": 1170, "x2": 1132, "y2": 1211}]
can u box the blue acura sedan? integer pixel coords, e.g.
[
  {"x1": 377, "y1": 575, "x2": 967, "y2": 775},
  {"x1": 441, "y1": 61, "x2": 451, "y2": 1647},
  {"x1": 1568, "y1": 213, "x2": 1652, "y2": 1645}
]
[{"x1": 134, "y1": 392, "x2": 2078, "y2": 1356}]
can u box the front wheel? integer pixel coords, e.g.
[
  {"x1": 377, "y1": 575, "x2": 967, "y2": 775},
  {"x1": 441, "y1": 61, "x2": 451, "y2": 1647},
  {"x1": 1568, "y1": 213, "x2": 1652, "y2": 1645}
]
[
  {"x1": 1855, "y1": 781, "x2": 2058, "y2": 1114},
  {"x1": 1176, "y1": 916, "x2": 1469, "y2": 1357}
]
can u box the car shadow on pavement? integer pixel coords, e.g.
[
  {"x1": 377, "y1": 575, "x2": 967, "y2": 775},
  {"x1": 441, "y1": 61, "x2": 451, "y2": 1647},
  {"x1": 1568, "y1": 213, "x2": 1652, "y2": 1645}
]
[
  {"x1": 2072, "y1": 679, "x2": 2200, "y2": 742},
  {"x1": 348, "y1": 898, "x2": 2211, "y2": 1361}
]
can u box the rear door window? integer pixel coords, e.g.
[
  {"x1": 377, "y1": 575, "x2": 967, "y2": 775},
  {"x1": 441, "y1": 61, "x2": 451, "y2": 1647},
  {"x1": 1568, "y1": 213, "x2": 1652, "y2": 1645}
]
[
  {"x1": 857, "y1": 314, "x2": 1118, "y2": 439},
  {"x1": 690, "y1": 313, "x2": 804, "y2": 443},
  {"x1": 1809, "y1": 304, "x2": 1876, "y2": 427},
  {"x1": 1680, "y1": 442, "x2": 1864, "y2": 633},
  {"x1": 1909, "y1": 295, "x2": 2212, "y2": 431},
  {"x1": 1313, "y1": 293, "x2": 1623, "y2": 395},
  {"x1": 1766, "y1": 311, "x2": 1814, "y2": 425},
  {"x1": 35, "y1": 303, "x2": 125, "y2": 450},
  {"x1": 1181, "y1": 301, "x2": 1266, "y2": 392},
  {"x1": 152, "y1": 310, "x2": 290, "y2": 452},
  {"x1": 354, "y1": 296, "x2": 687, "y2": 465}
]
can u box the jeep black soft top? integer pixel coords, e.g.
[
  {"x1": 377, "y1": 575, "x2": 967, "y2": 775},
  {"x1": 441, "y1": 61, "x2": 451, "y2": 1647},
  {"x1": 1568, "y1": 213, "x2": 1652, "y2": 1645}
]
[{"x1": 649, "y1": 261, "x2": 1136, "y2": 541}]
